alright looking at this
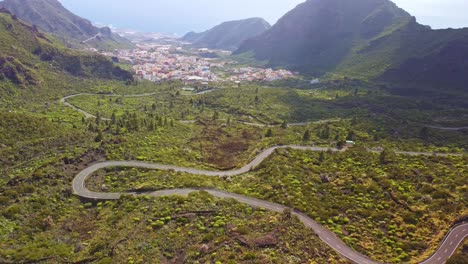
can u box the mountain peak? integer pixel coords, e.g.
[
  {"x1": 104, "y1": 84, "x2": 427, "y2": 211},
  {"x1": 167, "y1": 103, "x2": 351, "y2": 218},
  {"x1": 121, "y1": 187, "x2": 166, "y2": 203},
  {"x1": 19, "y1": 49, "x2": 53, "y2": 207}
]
[
  {"x1": 235, "y1": 0, "x2": 412, "y2": 74},
  {"x1": 182, "y1": 17, "x2": 271, "y2": 51},
  {"x1": 235, "y1": 0, "x2": 468, "y2": 91}
]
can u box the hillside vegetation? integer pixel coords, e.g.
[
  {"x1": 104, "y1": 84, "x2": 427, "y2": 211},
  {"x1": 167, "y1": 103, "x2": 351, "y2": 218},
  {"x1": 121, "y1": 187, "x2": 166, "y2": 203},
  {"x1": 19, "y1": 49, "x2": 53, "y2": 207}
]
[
  {"x1": 0, "y1": 1, "x2": 466, "y2": 263},
  {"x1": 0, "y1": 11, "x2": 132, "y2": 103},
  {"x1": 235, "y1": 0, "x2": 468, "y2": 92}
]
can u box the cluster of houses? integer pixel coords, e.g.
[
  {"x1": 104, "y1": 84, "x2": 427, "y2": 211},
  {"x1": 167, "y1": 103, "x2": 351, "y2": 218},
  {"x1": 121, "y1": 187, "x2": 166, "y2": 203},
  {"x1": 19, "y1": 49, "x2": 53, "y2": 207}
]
[
  {"x1": 119, "y1": 45, "x2": 223, "y2": 83},
  {"x1": 103, "y1": 43, "x2": 295, "y2": 84},
  {"x1": 226, "y1": 67, "x2": 295, "y2": 82}
]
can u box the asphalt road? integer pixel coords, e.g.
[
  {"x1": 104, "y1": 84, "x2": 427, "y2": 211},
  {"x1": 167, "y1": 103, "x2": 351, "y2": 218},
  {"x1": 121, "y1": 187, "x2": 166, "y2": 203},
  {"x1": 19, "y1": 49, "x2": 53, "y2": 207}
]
[
  {"x1": 61, "y1": 93, "x2": 468, "y2": 133},
  {"x1": 426, "y1": 125, "x2": 468, "y2": 131},
  {"x1": 61, "y1": 91, "x2": 215, "y2": 121},
  {"x1": 63, "y1": 93, "x2": 466, "y2": 262},
  {"x1": 72, "y1": 145, "x2": 467, "y2": 264}
]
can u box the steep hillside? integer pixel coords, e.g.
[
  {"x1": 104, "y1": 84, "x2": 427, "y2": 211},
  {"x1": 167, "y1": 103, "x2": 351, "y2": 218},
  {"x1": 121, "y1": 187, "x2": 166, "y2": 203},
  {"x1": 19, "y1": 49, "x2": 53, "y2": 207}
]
[
  {"x1": 236, "y1": 0, "x2": 411, "y2": 73},
  {"x1": 182, "y1": 18, "x2": 271, "y2": 50},
  {"x1": 0, "y1": 10, "x2": 132, "y2": 101},
  {"x1": 377, "y1": 25, "x2": 468, "y2": 92},
  {"x1": 235, "y1": 0, "x2": 468, "y2": 92},
  {"x1": 0, "y1": 0, "x2": 133, "y2": 50}
]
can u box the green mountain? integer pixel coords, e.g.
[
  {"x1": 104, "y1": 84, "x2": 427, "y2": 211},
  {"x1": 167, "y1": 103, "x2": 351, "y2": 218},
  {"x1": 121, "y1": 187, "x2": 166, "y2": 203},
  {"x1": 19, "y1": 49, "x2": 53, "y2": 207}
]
[
  {"x1": 0, "y1": 0, "x2": 133, "y2": 51},
  {"x1": 235, "y1": 0, "x2": 468, "y2": 92},
  {"x1": 182, "y1": 18, "x2": 271, "y2": 51},
  {"x1": 0, "y1": 9, "x2": 132, "y2": 100}
]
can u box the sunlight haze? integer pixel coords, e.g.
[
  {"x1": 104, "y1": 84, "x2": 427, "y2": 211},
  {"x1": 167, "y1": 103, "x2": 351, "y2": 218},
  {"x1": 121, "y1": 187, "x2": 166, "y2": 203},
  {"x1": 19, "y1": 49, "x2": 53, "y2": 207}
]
[
  {"x1": 57, "y1": 0, "x2": 468, "y2": 34},
  {"x1": 2, "y1": 0, "x2": 468, "y2": 263}
]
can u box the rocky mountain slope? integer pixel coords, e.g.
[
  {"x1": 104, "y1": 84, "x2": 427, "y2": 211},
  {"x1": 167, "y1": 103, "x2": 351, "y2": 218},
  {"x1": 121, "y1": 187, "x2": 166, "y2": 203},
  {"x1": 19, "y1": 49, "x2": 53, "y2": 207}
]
[
  {"x1": 0, "y1": 9, "x2": 132, "y2": 96},
  {"x1": 235, "y1": 0, "x2": 468, "y2": 92},
  {"x1": 0, "y1": 0, "x2": 133, "y2": 50}
]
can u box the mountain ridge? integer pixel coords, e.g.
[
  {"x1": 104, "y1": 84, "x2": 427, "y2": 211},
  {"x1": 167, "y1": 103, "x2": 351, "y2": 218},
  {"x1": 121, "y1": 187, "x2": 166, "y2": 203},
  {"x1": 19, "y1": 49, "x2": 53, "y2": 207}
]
[
  {"x1": 0, "y1": 0, "x2": 133, "y2": 51},
  {"x1": 0, "y1": 10, "x2": 132, "y2": 99},
  {"x1": 182, "y1": 17, "x2": 271, "y2": 51},
  {"x1": 235, "y1": 0, "x2": 468, "y2": 92}
]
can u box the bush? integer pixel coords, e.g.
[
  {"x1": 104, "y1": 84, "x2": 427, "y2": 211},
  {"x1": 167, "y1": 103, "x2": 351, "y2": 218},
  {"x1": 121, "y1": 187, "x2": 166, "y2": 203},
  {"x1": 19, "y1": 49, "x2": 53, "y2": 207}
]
[{"x1": 2, "y1": 204, "x2": 21, "y2": 219}]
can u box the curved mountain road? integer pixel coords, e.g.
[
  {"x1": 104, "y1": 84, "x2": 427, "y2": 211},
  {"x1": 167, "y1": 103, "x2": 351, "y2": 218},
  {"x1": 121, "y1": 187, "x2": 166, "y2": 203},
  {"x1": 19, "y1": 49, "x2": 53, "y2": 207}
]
[
  {"x1": 63, "y1": 93, "x2": 466, "y2": 262},
  {"x1": 60, "y1": 90, "x2": 216, "y2": 120},
  {"x1": 62, "y1": 93, "x2": 468, "y2": 133},
  {"x1": 72, "y1": 145, "x2": 467, "y2": 264},
  {"x1": 425, "y1": 125, "x2": 468, "y2": 131},
  {"x1": 61, "y1": 93, "x2": 341, "y2": 127},
  {"x1": 61, "y1": 93, "x2": 160, "y2": 120}
]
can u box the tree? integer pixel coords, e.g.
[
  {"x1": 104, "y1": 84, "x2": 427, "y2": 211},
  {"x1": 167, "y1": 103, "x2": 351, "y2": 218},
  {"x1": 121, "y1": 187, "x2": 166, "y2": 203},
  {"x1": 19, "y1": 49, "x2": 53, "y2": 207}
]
[
  {"x1": 420, "y1": 127, "x2": 429, "y2": 140},
  {"x1": 111, "y1": 112, "x2": 116, "y2": 124},
  {"x1": 319, "y1": 151, "x2": 326, "y2": 162},
  {"x1": 346, "y1": 131, "x2": 356, "y2": 141},
  {"x1": 380, "y1": 149, "x2": 397, "y2": 164},
  {"x1": 95, "y1": 130, "x2": 103, "y2": 142},
  {"x1": 282, "y1": 208, "x2": 292, "y2": 220},
  {"x1": 318, "y1": 127, "x2": 330, "y2": 139},
  {"x1": 336, "y1": 141, "x2": 346, "y2": 149},
  {"x1": 303, "y1": 130, "x2": 311, "y2": 142},
  {"x1": 95, "y1": 112, "x2": 101, "y2": 126},
  {"x1": 148, "y1": 120, "x2": 155, "y2": 131},
  {"x1": 265, "y1": 128, "x2": 273, "y2": 138},
  {"x1": 212, "y1": 111, "x2": 219, "y2": 121},
  {"x1": 281, "y1": 121, "x2": 288, "y2": 129}
]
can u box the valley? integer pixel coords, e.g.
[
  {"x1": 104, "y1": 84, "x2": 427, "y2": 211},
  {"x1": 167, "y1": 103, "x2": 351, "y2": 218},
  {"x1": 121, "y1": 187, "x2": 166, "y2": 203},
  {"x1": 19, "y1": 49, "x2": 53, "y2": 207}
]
[{"x1": 0, "y1": 0, "x2": 467, "y2": 263}]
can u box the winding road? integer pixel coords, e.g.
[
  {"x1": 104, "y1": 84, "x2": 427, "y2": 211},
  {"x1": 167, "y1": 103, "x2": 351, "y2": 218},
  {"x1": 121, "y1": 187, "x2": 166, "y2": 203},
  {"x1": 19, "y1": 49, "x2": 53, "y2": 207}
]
[
  {"x1": 61, "y1": 93, "x2": 468, "y2": 132},
  {"x1": 61, "y1": 93, "x2": 159, "y2": 120},
  {"x1": 63, "y1": 93, "x2": 467, "y2": 263},
  {"x1": 426, "y1": 125, "x2": 468, "y2": 131},
  {"x1": 60, "y1": 90, "x2": 216, "y2": 120},
  {"x1": 72, "y1": 145, "x2": 467, "y2": 264},
  {"x1": 62, "y1": 92, "x2": 338, "y2": 126}
]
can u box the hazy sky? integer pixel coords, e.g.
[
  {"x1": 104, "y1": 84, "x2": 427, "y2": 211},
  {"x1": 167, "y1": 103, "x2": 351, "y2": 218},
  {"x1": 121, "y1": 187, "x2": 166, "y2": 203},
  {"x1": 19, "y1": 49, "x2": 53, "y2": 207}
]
[{"x1": 58, "y1": 0, "x2": 468, "y2": 35}]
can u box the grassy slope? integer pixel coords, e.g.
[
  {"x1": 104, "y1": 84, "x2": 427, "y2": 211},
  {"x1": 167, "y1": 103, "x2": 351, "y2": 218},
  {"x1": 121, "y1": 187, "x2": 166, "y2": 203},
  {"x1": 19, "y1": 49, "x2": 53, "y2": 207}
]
[
  {"x1": 0, "y1": 91, "x2": 347, "y2": 264},
  {"x1": 0, "y1": 12, "x2": 133, "y2": 105},
  {"x1": 336, "y1": 19, "x2": 468, "y2": 91},
  {"x1": 1, "y1": 79, "x2": 466, "y2": 263}
]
